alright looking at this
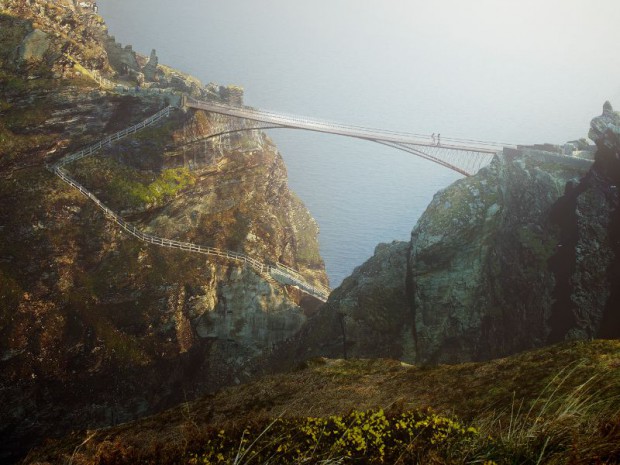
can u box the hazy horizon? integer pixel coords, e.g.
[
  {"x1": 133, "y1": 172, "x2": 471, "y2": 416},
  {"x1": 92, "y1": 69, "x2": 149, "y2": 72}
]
[
  {"x1": 97, "y1": 0, "x2": 620, "y2": 284},
  {"x1": 99, "y1": 0, "x2": 620, "y2": 143}
]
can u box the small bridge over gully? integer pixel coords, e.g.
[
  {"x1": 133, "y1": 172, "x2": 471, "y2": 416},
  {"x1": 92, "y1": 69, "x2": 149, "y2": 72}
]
[{"x1": 51, "y1": 96, "x2": 511, "y2": 302}]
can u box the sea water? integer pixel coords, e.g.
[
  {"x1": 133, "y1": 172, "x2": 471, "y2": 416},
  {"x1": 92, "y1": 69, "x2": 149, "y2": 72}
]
[{"x1": 96, "y1": 0, "x2": 620, "y2": 286}]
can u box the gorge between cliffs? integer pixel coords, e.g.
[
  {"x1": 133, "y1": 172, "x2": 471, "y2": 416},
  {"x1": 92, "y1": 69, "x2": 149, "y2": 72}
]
[
  {"x1": 277, "y1": 127, "x2": 619, "y2": 368},
  {"x1": 1, "y1": 1, "x2": 620, "y2": 464}
]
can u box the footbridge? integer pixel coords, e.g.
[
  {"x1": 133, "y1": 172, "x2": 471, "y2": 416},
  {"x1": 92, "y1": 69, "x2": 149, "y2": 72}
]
[
  {"x1": 50, "y1": 95, "x2": 514, "y2": 304},
  {"x1": 49, "y1": 106, "x2": 330, "y2": 302},
  {"x1": 185, "y1": 96, "x2": 512, "y2": 176}
]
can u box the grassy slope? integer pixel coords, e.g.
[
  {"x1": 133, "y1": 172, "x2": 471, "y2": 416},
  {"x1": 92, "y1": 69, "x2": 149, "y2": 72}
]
[{"x1": 27, "y1": 340, "x2": 620, "y2": 464}]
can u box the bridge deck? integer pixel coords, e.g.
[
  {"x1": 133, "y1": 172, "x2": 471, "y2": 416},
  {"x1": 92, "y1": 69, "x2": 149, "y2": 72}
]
[{"x1": 186, "y1": 97, "x2": 504, "y2": 155}]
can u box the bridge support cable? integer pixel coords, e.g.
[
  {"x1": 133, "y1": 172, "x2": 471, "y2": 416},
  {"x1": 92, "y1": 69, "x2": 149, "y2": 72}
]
[
  {"x1": 375, "y1": 142, "x2": 469, "y2": 176},
  {"x1": 184, "y1": 97, "x2": 508, "y2": 176},
  {"x1": 373, "y1": 141, "x2": 496, "y2": 177},
  {"x1": 186, "y1": 124, "x2": 291, "y2": 146},
  {"x1": 48, "y1": 106, "x2": 329, "y2": 303}
]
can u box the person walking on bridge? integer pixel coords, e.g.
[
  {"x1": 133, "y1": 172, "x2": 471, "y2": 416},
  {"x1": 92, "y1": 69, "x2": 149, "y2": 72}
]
[
  {"x1": 431, "y1": 133, "x2": 436, "y2": 145},
  {"x1": 437, "y1": 133, "x2": 441, "y2": 146}
]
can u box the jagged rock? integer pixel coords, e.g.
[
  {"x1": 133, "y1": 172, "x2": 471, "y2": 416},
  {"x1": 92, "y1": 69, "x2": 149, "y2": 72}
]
[
  {"x1": 2, "y1": 0, "x2": 112, "y2": 76},
  {"x1": 589, "y1": 101, "x2": 620, "y2": 151},
  {"x1": 282, "y1": 127, "x2": 620, "y2": 365},
  {"x1": 142, "y1": 48, "x2": 158, "y2": 81},
  {"x1": 408, "y1": 147, "x2": 616, "y2": 361},
  {"x1": 280, "y1": 241, "x2": 411, "y2": 363},
  {"x1": 0, "y1": 3, "x2": 327, "y2": 462},
  {"x1": 219, "y1": 85, "x2": 244, "y2": 105},
  {"x1": 104, "y1": 37, "x2": 140, "y2": 75}
]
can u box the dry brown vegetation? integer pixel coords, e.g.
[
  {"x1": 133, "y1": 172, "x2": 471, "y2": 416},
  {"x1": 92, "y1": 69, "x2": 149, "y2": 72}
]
[{"x1": 25, "y1": 340, "x2": 620, "y2": 464}]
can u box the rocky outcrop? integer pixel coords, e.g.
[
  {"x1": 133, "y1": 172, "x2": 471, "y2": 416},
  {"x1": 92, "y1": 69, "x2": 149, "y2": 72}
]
[
  {"x1": 586, "y1": 102, "x2": 620, "y2": 338},
  {"x1": 1, "y1": 0, "x2": 112, "y2": 77},
  {"x1": 265, "y1": 241, "x2": 411, "y2": 369},
  {"x1": 281, "y1": 103, "x2": 619, "y2": 367},
  {"x1": 104, "y1": 36, "x2": 141, "y2": 76},
  {"x1": 589, "y1": 101, "x2": 620, "y2": 151},
  {"x1": 407, "y1": 149, "x2": 604, "y2": 363},
  {"x1": 0, "y1": 98, "x2": 326, "y2": 461},
  {"x1": 17, "y1": 29, "x2": 52, "y2": 62},
  {"x1": 142, "y1": 48, "x2": 159, "y2": 81},
  {"x1": 0, "y1": 3, "x2": 327, "y2": 462},
  {"x1": 219, "y1": 85, "x2": 244, "y2": 106}
]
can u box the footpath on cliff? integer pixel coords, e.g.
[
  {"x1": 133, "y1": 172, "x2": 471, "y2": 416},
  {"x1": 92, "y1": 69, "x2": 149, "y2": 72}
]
[
  {"x1": 25, "y1": 102, "x2": 620, "y2": 465},
  {"x1": 0, "y1": 0, "x2": 329, "y2": 462}
]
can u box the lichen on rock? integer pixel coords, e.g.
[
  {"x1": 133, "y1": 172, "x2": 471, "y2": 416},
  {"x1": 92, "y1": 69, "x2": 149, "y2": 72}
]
[
  {"x1": 17, "y1": 29, "x2": 51, "y2": 62},
  {"x1": 0, "y1": 2, "x2": 329, "y2": 462},
  {"x1": 283, "y1": 103, "x2": 618, "y2": 367}
]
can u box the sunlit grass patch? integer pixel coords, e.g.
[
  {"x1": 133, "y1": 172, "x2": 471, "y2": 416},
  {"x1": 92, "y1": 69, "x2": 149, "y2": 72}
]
[
  {"x1": 69, "y1": 156, "x2": 196, "y2": 210},
  {"x1": 93, "y1": 408, "x2": 481, "y2": 465},
  {"x1": 25, "y1": 341, "x2": 620, "y2": 465}
]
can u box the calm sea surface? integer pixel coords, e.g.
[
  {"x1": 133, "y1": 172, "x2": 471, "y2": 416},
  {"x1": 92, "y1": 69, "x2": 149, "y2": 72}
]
[{"x1": 97, "y1": 0, "x2": 620, "y2": 286}]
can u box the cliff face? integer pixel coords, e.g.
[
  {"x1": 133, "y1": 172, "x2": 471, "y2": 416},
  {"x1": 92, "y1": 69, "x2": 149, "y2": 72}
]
[
  {"x1": 0, "y1": 2, "x2": 327, "y2": 462},
  {"x1": 268, "y1": 241, "x2": 411, "y2": 368},
  {"x1": 1, "y1": 0, "x2": 111, "y2": 79},
  {"x1": 283, "y1": 104, "x2": 618, "y2": 366},
  {"x1": 408, "y1": 149, "x2": 605, "y2": 363}
]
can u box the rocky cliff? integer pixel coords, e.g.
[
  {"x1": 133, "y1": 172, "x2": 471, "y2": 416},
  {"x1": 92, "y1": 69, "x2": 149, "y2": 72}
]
[
  {"x1": 0, "y1": 1, "x2": 327, "y2": 462},
  {"x1": 278, "y1": 103, "x2": 619, "y2": 367}
]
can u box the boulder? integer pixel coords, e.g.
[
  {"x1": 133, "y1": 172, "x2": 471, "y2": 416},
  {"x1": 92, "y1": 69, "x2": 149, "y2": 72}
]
[{"x1": 18, "y1": 29, "x2": 51, "y2": 63}]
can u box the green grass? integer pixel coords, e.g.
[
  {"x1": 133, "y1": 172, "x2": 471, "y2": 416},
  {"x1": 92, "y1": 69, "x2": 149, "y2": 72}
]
[
  {"x1": 478, "y1": 363, "x2": 620, "y2": 464},
  {"x1": 112, "y1": 165, "x2": 196, "y2": 207},
  {"x1": 70, "y1": 156, "x2": 196, "y2": 210},
  {"x1": 93, "y1": 408, "x2": 481, "y2": 465}
]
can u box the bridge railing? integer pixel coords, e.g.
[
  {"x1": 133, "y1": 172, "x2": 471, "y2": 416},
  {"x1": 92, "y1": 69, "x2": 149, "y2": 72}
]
[
  {"x1": 185, "y1": 97, "x2": 511, "y2": 152},
  {"x1": 54, "y1": 106, "x2": 173, "y2": 167},
  {"x1": 269, "y1": 267, "x2": 330, "y2": 299},
  {"x1": 50, "y1": 106, "x2": 330, "y2": 302},
  {"x1": 274, "y1": 263, "x2": 330, "y2": 295}
]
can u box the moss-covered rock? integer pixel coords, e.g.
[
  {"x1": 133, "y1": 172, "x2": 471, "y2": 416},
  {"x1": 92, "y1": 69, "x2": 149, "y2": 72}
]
[
  {"x1": 280, "y1": 116, "x2": 618, "y2": 367},
  {"x1": 0, "y1": 3, "x2": 328, "y2": 463}
]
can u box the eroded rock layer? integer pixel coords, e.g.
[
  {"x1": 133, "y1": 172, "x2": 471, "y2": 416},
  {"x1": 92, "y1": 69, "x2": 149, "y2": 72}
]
[
  {"x1": 282, "y1": 103, "x2": 618, "y2": 366},
  {"x1": 0, "y1": 1, "x2": 327, "y2": 461}
]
